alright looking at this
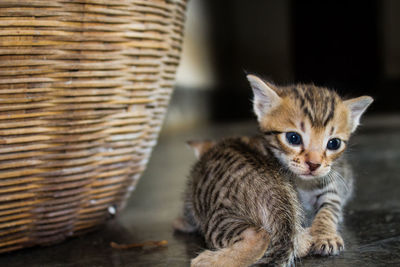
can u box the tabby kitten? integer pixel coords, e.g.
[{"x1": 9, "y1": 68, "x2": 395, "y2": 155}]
[{"x1": 174, "y1": 74, "x2": 373, "y2": 266}]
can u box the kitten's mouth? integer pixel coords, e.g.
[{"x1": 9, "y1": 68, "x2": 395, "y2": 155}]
[
  {"x1": 288, "y1": 166, "x2": 317, "y2": 179},
  {"x1": 298, "y1": 169, "x2": 329, "y2": 179},
  {"x1": 298, "y1": 171, "x2": 320, "y2": 179},
  {"x1": 299, "y1": 173, "x2": 316, "y2": 179},
  {"x1": 289, "y1": 165, "x2": 328, "y2": 179}
]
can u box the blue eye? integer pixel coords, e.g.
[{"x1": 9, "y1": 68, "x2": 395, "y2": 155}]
[
  {"x1": 286, "y1": 132, "x2": 302, "y2": 145},
  {"x1": 327, "y1": 138, "x2": 341, "y2": 150}
]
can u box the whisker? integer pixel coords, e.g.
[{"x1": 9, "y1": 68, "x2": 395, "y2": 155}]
[{"x1": 330, "y1": 170, "x2": 349, "y2": 192}]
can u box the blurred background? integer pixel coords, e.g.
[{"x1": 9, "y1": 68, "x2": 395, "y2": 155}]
[{"x1": 167, "y1": 0, "x2": 400, "y2": 130}]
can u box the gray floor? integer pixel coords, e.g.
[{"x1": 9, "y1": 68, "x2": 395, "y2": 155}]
[{"x1": 1, "y1": 115, "x2": 400, "y2": 266}]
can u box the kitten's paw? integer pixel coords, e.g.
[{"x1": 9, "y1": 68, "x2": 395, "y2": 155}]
[{"x1": 311, "y1": 232, "x2": 344, "y2": 256}]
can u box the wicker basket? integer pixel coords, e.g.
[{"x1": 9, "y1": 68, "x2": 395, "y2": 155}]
[{"x1": 0, "y1": 0, "x2": 187, "y2": 253}]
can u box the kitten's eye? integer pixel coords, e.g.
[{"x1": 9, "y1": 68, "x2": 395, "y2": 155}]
[
  {"x1": 327, "y1": 138, "x2": 341, "y2": 150},
  {"x1": 286, "y1": 132, "x2": 302, "y2": 145}
]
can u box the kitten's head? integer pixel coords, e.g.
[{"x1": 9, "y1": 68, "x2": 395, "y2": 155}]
[{"x1": 248, "y1": 74, "x2": 373, "y2": 179}]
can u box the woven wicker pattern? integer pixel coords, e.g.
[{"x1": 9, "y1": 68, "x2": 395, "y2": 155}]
[{"x1": 0, "y1": 0, "x2": 186, "y2": 253}]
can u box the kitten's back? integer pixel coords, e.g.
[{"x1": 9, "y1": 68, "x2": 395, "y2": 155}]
[{"x1": 185, "y1": 137, "x2": 310, "y2": 266}]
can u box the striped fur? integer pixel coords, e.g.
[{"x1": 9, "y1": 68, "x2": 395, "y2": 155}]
[
  {"x1": 179, "y1": 137, "x2": 310, "y2": 267},
  {"x1": 174, "y1": 74, "x2": 372, "y2": 266}
]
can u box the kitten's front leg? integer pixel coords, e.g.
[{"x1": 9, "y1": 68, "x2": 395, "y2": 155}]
[{"x1": 310, "y1": 199, "x2": 344, "y2": 256}]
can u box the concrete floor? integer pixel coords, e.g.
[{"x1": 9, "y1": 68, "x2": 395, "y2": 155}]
[{"x1": 1, "y1": 115, "x2": 400, "y2": 266}]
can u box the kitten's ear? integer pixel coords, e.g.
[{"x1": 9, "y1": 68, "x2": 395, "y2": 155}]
[
  {"x1": 186, "y1": 140, "x2": 216, "y2": 159},
  {"x1": 344, "y1": 96, "x2": 373, "y2": 132},
  {"x1": 246, "y1": 74, "x2": 281, "y2": 121}
]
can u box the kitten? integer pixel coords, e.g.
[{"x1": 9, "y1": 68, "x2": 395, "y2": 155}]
[{"x1": 174, "y1": 74, "x2": 373, "y2": 266}]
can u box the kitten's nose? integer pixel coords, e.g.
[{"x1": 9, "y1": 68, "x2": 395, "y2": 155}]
[{"x1": 306, "y1": 161, "x2": 321, "y2": 172}]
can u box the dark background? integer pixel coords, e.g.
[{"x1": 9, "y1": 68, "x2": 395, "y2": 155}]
[{"x1": 200, "y1": 0, "x2": 400, "y2": 121}]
